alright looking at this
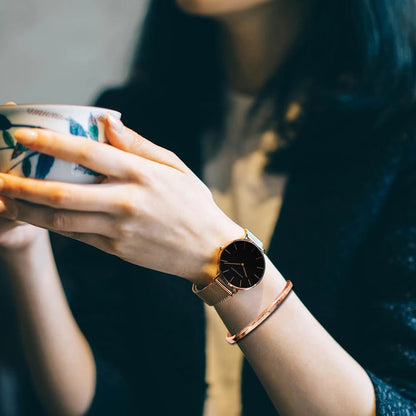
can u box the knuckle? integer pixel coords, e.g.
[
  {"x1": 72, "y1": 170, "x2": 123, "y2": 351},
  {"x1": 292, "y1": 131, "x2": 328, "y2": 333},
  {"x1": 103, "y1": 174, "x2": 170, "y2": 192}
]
[
  {"x1": 167, "y1": 150, "x2": 188, "y2": 171},
  {"x1": 114, "y1": 220, "x2": 135, "y2": 239},
  {"x1": 131, "y1": 136, "x2": 145, "y2": 153},
  {"x1": 124, "y1": 160, "x2": 141, "y2": 181},
  {"x1": 165, "y1": 149, "x2": 178, "y2": 160},
  {"x1": 116, "y1": 197, "x2": 137, "y2": 216},
  {"x1": 114, "y1": 220, "x2": 127, "y2": 236},
  {"x1": 48, "y1": 188, "x2": 71, "y2": 206},
  {"x1": 136, "y1": 170, "x2": 153, "y2": 189},
  {"x1": 108, "y1": 238, "x2": 122, "y2": 255},
  {"x1": 49, "y1": 212, "x2": 68, "y2": 230}
]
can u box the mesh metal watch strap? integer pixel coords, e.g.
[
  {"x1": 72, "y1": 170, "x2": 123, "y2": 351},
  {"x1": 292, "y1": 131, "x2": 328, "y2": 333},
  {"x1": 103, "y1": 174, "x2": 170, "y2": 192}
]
[
  {"x1": 192, "y1": 229, "x2": 263, "y2": 306},
  {"x1": 192, "y1": 275, "x2": 238, "y2": 306}
]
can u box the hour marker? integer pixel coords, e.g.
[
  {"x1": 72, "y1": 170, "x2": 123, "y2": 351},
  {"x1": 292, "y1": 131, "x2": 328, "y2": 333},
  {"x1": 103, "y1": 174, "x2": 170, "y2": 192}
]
[
  {"x1": 224, "y1": 248, "x2": 231, "y2": 254},
  {"x1": 240, "y1": 279, "x2": 243, "y2": 286},
  {"x1": 229, "y1": 276, "x2": 235, "y2": 282},
  {"x1": 233, "y1": 243, "x2": 237, "y2": 250},
  {"x1": 256, "y1": 256, "x2": 263, "y2": 259},
  {"x1": 223, "y1": 269, "x2": 230, "y2": 273},
  {"x1": 247, "y1": 278, "x2": 252, "y2": 286},
  {"x1": 243, "y1": 242, "x2": 246, "y2": 248},
  {"x1": 254, "y1": 274, "x2": 260, "y2": 279},
  {"x1": 251, "y1": 247, "x2": 255, "y2": 252},
  {"x1": 257, "y1": 266, "x2": 264, "y2": 269}
]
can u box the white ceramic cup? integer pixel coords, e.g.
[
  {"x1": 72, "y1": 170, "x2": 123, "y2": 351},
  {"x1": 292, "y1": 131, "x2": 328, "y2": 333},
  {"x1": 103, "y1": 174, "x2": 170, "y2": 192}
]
[{"x1": 0, "y1": 104, "x2": 121, "y2": 183}]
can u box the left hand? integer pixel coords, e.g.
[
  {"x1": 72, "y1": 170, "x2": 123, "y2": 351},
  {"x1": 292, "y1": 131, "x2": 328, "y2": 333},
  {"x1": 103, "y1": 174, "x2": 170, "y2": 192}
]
[
  {"x1": 0, "y1": 101, "x2": 47, "y2": 257},
  {"x1": 0, "y1": 116, "x2": 243, "y2": 285}
]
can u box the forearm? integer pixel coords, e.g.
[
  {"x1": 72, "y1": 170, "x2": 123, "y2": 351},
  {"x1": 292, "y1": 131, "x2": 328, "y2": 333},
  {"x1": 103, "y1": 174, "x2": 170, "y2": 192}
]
[
  {"x1": 215, "y1": 257, "x2": 376, "y2": 416},
  {"x1": 1, "y1": 231, "x2": 95, "y2": 416}
]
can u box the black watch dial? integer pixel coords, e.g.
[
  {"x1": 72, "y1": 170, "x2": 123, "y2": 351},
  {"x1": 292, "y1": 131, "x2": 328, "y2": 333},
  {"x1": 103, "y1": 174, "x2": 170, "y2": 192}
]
[{"x1": 219, "y1": 240, "x2": 265, "y2": 289}]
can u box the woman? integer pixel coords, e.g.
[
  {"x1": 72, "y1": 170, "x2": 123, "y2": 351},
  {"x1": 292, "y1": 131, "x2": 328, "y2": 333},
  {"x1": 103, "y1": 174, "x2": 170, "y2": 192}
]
[{"x1": 0, "y1": 0, "x2": 415, "y2": 415}]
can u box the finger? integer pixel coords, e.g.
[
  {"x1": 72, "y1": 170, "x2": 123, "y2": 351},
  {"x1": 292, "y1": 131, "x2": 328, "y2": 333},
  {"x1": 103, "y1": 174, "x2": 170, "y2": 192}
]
[
  {"x1": 54, "y1": 230, "x2": 115, "y2": 255},
  {"x1": 13, "y1": 128, "x2": 152, "y2": 180},
  {"x1": 105, "y1": 114, "x2": 190, "y2": 174},
  {"x1": 0, "y1": 196, "x2": 117, "y2": 237},
  {"x1": 0, "y1": 174, "x2": 127, "y2": 213},
  {"x1": 4, "y1": 102, "x2": 17, "y2": 106}
]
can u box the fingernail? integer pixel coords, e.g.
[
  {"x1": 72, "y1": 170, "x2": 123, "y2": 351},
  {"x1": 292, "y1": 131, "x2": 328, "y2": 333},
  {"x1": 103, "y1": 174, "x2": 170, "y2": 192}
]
[
  {"x1": 14, "y1": 128, "x2": 38, "y2": 144},
  {"x1": 0, "y1": 199, "x2": 5, "y2": 212},
  {"x1": 106, "y1": 114, "x2": 124, "y2": 134},
  {"x1": 0, "y1": 178, "x2": 3, "y2": 190}
]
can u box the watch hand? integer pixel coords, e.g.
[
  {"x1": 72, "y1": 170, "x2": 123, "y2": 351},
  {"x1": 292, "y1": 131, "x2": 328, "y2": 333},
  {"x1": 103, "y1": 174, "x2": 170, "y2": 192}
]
[
  {"x1": 231, "y1": 267, "x2": 244, "y2": 279},
  {"x1": 241, "y1": 263, "x2": 248, "y2": 278}
]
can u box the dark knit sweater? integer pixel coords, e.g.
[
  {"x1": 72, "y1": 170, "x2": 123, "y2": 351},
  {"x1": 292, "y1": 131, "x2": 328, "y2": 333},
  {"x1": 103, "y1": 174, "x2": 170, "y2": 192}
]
[
  {"x1": 48, "y1": 85, "x2": 416, "y2": 416},
  {"x1": 50, "y1": 85, "x2": 416, "y2": 416}
]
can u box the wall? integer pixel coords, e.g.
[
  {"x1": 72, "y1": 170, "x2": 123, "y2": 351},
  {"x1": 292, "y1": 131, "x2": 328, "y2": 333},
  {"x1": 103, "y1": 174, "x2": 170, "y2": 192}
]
[{"x1": 0, "y1": 0, "x2": 149, "y2": 105}]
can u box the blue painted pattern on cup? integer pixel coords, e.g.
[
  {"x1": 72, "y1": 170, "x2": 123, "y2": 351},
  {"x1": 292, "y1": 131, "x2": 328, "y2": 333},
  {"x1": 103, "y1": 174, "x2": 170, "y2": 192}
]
[{"x1": 0, "y1": 104, "x2": 121, "y2": 183}]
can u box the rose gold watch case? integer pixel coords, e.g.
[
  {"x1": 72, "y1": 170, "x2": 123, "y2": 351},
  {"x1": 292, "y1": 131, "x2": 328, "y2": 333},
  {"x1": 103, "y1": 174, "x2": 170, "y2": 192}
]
[
  {"x1": 218, "y1": 239, "x2": 266, "y2": 291},
  {"x1": 192, "y1": 229, "x2": 266, "y2": 306}
]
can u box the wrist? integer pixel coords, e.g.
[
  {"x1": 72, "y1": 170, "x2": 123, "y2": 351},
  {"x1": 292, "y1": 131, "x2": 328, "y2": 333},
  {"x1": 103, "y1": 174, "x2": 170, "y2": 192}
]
[
  {"x1": 0, "y1": 229, "x2": 52, "y2": 278},
  {"x1": 215, "y1": 256, "x2": 288, "y2": 333},
  {"x1": 0, "y1": 227, "x2": 47, "y2": 261},
  {"x1": 193, "y1": 216, "x2": 244, "y2": 288},
  {"x1": 193, "y1": 226, "x2": 285, "y2": 310}
]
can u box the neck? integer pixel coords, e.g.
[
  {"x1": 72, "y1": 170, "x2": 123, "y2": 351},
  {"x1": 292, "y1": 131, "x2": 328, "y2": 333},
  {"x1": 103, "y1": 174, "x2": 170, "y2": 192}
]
[{"x1": 218, "y1": 2, "x2": 306, "y2": 95}]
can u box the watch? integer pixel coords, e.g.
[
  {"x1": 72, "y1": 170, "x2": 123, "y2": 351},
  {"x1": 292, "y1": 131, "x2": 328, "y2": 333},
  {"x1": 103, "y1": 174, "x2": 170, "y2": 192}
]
[{"x1": 192, "y1": 229, "x2": 266, "y2": 306}]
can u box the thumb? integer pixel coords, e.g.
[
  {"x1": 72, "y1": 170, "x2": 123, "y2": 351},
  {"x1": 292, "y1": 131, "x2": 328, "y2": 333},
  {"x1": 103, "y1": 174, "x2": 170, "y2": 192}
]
[{"x1": 105, "y1": 114, "x2": 189, "y2": 173}]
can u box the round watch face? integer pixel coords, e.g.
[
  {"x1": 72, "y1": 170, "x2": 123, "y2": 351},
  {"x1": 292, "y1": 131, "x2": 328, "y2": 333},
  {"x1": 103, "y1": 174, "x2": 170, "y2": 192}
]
[{"x1": 219, "y1": 240, "x2": 265, "y2": 289}]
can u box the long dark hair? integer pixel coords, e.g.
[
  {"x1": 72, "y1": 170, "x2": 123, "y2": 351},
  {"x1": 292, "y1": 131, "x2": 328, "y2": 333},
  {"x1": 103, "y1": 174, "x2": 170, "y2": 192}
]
[{"x1": 127, "y1": 0, "x2": 416, "y2": 171}]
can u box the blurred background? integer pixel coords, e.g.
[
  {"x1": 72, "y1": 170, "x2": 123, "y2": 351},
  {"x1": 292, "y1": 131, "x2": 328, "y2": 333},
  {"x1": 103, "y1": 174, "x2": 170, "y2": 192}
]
[{"x1": 0, "y1": 0, "x2": 149, "y2": 105}]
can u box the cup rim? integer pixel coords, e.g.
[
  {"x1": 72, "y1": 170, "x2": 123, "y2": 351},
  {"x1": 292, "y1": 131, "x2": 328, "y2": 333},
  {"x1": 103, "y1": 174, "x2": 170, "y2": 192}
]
[{"x1": 0, "y1": 104, "x2": 121, "y2": 118}]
